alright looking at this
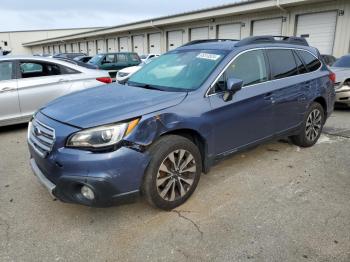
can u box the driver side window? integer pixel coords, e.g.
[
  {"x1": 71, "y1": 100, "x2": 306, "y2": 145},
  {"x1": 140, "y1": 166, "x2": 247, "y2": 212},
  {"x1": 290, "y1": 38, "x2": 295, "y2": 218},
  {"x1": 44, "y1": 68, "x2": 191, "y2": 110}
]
[{"x1": 213, "y1": 50, "x2": 268, "y2": 93}]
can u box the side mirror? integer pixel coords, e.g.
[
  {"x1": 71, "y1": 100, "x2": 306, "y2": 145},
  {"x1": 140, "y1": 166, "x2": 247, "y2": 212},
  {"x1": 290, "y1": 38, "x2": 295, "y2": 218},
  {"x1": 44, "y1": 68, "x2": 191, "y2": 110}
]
[{"x1": 223, "y1": 78, "x2": 243, "y2": 102}]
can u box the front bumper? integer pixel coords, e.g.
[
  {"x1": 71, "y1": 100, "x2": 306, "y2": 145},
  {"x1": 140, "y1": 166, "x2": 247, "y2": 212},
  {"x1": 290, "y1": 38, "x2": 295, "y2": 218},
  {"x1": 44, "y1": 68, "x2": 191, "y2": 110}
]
[{"x1": 28, "y1": 113, "x2": 151, "y2": 207}]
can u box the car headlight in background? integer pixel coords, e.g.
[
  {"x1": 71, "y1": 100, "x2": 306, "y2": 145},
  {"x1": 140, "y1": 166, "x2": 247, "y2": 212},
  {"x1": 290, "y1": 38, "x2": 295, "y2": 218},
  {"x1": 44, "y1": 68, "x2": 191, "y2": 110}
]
[{"x1": 67, "y1": 119, "x2": 140, "y2": 149}]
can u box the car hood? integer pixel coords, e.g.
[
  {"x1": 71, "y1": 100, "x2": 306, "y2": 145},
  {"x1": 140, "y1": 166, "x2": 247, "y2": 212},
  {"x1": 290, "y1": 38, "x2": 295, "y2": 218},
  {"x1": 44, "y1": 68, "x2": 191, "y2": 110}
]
[
  {"x1": 41, "y1": 84, "x2": 187, "y2": 128},
  {"x1": 330, "y1": 67, "x2": 350, "y2": 82}
]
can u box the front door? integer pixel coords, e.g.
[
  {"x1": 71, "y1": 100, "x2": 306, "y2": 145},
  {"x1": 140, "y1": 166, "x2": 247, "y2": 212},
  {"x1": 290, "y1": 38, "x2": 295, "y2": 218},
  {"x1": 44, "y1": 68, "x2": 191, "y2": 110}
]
[
  {"x1": 207, "y1": 49, "x2": 275, "y2": 155},
  {"x1": 0, "y1": 61, "x2": 20, "y2": 123}
]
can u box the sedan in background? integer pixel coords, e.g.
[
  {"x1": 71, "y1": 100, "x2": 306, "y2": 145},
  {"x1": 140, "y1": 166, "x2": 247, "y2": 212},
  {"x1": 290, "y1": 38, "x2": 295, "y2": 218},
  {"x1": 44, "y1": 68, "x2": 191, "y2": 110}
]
[
  {"x1": 116, "y1": 57, "x2": 157, "y2": 84},
  {"x1": 331, "y1": 54, "x2": 350, "y2": 107},
  {"x1": 53, "y1": 53, "x2": 87, "y2": 59},
  {"x1": 0, "y1": 56, "x2": 112, "y2": 127}
]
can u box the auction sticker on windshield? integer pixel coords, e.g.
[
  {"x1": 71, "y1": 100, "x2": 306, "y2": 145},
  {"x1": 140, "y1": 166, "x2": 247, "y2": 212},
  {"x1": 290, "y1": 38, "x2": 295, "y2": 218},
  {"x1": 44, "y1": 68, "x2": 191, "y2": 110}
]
[{"x1": 196, "y1": 53, "x2": 221, "y2": 61}]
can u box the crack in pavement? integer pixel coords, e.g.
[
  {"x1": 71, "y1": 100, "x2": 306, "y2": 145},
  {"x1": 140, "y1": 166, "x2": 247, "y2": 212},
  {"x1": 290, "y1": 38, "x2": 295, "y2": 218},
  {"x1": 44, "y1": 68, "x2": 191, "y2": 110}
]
[{"x1": 172, "y1": 210, "x2": 203, "y2": 238}]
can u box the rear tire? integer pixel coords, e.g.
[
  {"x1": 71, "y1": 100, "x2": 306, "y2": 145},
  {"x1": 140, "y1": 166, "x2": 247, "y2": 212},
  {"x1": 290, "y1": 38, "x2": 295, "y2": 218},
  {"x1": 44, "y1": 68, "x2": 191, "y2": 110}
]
[
  {"x1": 142, "y1": 135, "x2": 202, "y2": 210},
  {"x1": 291, "y1": 102, "x2": 325, "y2": 147}
]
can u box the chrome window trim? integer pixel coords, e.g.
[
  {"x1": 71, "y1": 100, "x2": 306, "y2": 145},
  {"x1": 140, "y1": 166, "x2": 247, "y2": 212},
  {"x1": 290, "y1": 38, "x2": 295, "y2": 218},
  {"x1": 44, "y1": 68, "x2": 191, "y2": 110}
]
[{"x1": 205, "y1": 47, "x2": 322, "y2": 97}]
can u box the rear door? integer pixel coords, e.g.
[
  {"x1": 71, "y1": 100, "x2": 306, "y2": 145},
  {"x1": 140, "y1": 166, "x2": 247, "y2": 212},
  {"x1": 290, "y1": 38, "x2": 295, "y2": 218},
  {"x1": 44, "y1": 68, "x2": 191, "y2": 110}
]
[
  {"x1": 208, "y1": 49, "x2": 275, "y2": 155},
  {"x1": 0, "y1": 60, "x2": 20, "y2": 123},
  {"x1": 265, "y1": 48, "x2": 306, "y2": 133},
  {"x1": 17, "y1": 60, "x2": 73, "y2": 117}
]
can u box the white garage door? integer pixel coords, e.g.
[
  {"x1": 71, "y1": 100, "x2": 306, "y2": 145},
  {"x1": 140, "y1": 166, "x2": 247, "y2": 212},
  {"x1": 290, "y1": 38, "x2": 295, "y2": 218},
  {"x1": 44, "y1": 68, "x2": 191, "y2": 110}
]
[
  {"x1": 296, "y1": 11, "x2": 337, "y2": 54},
  {"x1": 65, "y1": 44, "x2": 72, "y2": 53},
  {"x1": 149, "y1": 33, "x2": 161, "y2": 54},
  {"x1": 190, "y1": 27, "x2": 209, "y2": 41},
  {"x1": 96, "y1": 40, "x2": 105, "y2": 54},
  {"x1": 133, "y1": 35, "x2": 145, "y2": 55},
  {"x1": 72, "y1": 43, "x2": 79, "y2": 53},
  {"x1": 252, "y1": 18, "x2": 283, "y2": 36},
  {"x1": 43, "y1": 46, "x2": 48, "y2": 54},
  {"x1": 168, "y1": 30, "x2": 183, "y2": 51},
  {"x1": 107, "y1": 38, "x2": 116, "y2": 52},
  {"x1": 79, "y1": 42, "x2": 87, "y2": 54},
  {"x1": 87, "y1": 41, "x2": 96, "y2": 56},
  {"x1": 59, "y1": 44, "x2": 65, "y2": 53},
  {"x1": 217, "y1": 23, "x2": 241, "y2": 40},
  {"x1": 119, "y1": 37, "x2": 129, "y2": 52},
  {"x1": 53, "y1": 45, "x2": 59, "y2": 54}
]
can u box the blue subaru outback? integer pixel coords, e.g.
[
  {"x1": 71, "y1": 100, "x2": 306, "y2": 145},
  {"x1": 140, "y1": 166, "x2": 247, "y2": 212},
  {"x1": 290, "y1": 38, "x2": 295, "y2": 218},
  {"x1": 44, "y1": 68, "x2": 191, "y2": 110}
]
[{"x1": 28, "y1": 36, "x2": 335, "y2": 210}]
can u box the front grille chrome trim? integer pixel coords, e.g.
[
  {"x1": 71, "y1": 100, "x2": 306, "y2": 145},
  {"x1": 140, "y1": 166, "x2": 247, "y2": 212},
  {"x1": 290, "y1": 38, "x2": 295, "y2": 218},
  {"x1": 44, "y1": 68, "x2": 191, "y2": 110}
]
[{"x1": 28, "y1": 118, "x2": 56, "y2": 158}]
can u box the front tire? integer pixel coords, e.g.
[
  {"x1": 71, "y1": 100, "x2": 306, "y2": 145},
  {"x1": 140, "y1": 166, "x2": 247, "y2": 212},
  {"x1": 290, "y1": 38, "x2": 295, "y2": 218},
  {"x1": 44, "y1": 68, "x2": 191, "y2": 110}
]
[
  {"x1": 291, "y1": 102, "x2": 325, "y2": 147},
  {"x1": 142, "y1": 135, "x2": 202, "y2": 210}
]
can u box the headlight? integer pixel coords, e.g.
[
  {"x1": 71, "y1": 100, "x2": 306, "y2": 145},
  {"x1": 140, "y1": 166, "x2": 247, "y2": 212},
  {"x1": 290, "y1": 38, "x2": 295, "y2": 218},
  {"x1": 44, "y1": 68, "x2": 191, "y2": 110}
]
[{"x1": 67, "y1": 119, "x2": 139, "y2": 149}]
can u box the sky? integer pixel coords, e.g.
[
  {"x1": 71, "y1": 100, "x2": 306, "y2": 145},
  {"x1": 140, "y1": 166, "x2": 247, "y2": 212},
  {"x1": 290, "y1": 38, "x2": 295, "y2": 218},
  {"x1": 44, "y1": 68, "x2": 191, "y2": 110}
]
[{"x1": 0, "y1": 0, "x2": 238, "y2": 31}]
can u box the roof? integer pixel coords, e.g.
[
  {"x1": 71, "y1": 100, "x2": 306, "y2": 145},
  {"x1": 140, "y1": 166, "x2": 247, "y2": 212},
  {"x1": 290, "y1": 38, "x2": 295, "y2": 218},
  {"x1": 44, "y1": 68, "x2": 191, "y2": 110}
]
[{"x1": 0, "y1": 27, "x2": 104, "y2": 34}]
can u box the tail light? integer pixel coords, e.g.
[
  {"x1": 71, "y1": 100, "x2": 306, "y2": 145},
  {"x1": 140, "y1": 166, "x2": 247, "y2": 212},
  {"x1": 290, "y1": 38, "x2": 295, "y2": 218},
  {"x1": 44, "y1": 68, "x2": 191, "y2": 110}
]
[
  {"x1": 329, "y1": 72, "x2": 336, "y2": 84},
  {"x1": 96, "y1": 77, "x2": 112, "y2": 84}
]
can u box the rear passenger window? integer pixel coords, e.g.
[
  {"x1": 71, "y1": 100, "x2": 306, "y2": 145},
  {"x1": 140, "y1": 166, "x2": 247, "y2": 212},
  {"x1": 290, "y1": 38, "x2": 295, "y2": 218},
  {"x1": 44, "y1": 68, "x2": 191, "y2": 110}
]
[
  {"x1": 20, "y1": 62, "x2": 61, "y2": 78},
  {"x1": 0, "y1": 61, "x2": 13, "y2": 81},
  {"x1": 297, "y1": 50, "x2": 321, "y2": 72},
  {"x1": 293, "y1": 51, "x2": 308, "y2": 74},
  {"x1": 267, "y1": 49, "x2": 298, "y2": 79},
  {"x1": 117, "y1": 54, "x2": 127, "y2": 62}
]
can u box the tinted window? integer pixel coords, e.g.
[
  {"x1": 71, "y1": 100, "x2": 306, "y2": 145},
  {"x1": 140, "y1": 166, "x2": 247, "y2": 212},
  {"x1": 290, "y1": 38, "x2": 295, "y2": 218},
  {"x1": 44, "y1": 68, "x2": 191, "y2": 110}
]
[
  {"x1": 0, "y1": 61, "x2": 13, "y2": 81},
  {"x1": 293, "y1": 51, "x2": 308, "y2": 74},
  {"x1": 104, "y1": 54, "x2": 115, "y2": 63},
  {"x1": 20, "y1": 62, "x2": 61, "y2": 78},
  {"x1": 130, "y1": 53, "x2": 140, "y2": 62},
  {"x1": 332, "y1": 56, "x2": 350, "y2": 68},
  {"x1": 214, "y1": 50, "x2": 268, "y2": 93},
  {"x1": 297, "y1": 50, "x2": 321, "y2": 72},
  {"x1": 267, "y1": 49, "x2": 298, "y2": 79}
]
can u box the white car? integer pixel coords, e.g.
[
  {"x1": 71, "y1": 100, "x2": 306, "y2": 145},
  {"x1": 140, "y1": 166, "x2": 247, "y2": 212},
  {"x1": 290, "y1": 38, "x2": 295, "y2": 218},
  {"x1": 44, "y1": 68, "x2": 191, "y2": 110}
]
[
  {"x1": 330, "y1": 54, "x2": 350, "y2": 107},
  {"x1": 0, "y1": 56, "x2": 112, "y2": 127},
  {"x1": 116, "y1": 58, "x2": 157, "y2": 83},
  {"x1": 140, "y1": 54, "x2": 160, "y2": 62}
]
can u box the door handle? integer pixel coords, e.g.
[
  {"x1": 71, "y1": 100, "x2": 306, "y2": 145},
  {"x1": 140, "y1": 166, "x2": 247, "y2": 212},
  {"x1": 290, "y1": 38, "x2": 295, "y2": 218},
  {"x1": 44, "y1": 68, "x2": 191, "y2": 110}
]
[{"x1": 0, "y1": 87, "x2": 15, "y2": 93}]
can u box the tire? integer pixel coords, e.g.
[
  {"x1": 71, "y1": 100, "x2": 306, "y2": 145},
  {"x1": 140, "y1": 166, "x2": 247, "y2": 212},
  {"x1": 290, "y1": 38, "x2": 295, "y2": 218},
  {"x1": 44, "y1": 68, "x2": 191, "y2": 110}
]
[
  {"x1": 291, "y1": 102, "x2": 325, "y2": 147},
  {"x1": 142, "y1": 135, "x2": 202, "y2": 210}
]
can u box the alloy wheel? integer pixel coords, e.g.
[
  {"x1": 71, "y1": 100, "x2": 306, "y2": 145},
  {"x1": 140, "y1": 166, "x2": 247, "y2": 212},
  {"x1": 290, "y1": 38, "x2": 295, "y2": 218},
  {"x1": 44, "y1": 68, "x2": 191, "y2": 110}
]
[
  {"x1": 305, "y1": 109, "x2": 322, "y2": 142},
  {"x1": 156, "y1": 149, "x2": 197, "y2": 202}
]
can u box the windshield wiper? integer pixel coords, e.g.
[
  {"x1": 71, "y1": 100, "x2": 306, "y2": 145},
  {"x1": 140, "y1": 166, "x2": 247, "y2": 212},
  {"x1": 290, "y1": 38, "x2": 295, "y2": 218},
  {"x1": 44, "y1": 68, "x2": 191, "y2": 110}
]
[{"x1": 127, "y1": 81, "x2": 164, "y2": 91}]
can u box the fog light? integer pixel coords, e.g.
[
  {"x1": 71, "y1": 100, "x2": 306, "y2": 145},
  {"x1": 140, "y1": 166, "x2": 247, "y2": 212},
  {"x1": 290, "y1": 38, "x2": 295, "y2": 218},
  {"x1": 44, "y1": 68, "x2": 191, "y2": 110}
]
[{"x1": 81, "y1": 185, "x2": 95, "y2": 200}]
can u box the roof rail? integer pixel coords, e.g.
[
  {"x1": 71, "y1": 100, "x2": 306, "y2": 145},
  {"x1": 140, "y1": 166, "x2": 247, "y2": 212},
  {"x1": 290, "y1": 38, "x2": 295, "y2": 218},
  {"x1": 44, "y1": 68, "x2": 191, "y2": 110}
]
[
  {"x1": 235, "y1": 36, "x2": 309, "y2": 47},
  {"x1": 182, "y1": 39, "x2": 239, "y2": 47}
]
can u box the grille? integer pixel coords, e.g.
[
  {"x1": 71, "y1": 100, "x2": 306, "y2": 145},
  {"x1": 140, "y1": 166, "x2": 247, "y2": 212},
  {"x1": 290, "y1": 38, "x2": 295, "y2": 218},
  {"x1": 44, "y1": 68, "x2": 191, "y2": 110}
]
[{"x1": 28, "y1": 119, "x2": 55, "y2": 158}]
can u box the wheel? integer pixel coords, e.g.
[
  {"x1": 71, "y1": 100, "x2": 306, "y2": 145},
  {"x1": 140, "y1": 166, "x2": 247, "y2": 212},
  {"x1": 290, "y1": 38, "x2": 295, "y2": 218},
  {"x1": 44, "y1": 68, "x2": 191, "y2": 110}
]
[
  {"x1": 291, "y1": 102, "x2": 325, "y2": 147},
  {"x1": 142, "y1": 135, "x2": 202, "y2": 210}
]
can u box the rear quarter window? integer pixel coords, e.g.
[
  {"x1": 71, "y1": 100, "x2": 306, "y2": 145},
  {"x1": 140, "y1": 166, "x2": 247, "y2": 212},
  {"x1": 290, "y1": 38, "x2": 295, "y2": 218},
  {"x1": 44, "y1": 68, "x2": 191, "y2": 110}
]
[{"x1": 297, "y1": 50, "x2": 321, "y2": 72}]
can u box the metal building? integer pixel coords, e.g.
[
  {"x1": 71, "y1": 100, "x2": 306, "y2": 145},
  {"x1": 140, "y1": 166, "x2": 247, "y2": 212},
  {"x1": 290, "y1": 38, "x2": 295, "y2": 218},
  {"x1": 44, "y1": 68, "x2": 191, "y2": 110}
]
[{"x1": 13, "y1": 0, "x2": 350, "y2": 57}]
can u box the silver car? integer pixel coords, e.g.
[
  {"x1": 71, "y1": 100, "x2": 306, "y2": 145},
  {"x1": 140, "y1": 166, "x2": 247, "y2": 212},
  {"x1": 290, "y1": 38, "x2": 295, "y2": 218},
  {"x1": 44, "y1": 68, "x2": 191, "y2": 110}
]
[
  {"x1": 0, "y1": 56, "x2": 111, "y2": 127},
  {"x1": 331, "y1": 54, "x2": 350, "y2": 107}
]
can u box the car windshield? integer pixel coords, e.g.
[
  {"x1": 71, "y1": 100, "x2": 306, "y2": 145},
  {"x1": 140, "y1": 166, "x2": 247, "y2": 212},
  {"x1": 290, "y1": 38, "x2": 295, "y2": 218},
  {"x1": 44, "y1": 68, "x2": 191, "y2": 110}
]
[
  {"x1": 332, "y1": 56, "x2": 350, "y2": 68},
  {"x1": 89, "y1": 54, "x2": 104, "y2": 64},
  {"x1": 128, "y1": 50, "x2": 227, "y2": 91}
]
